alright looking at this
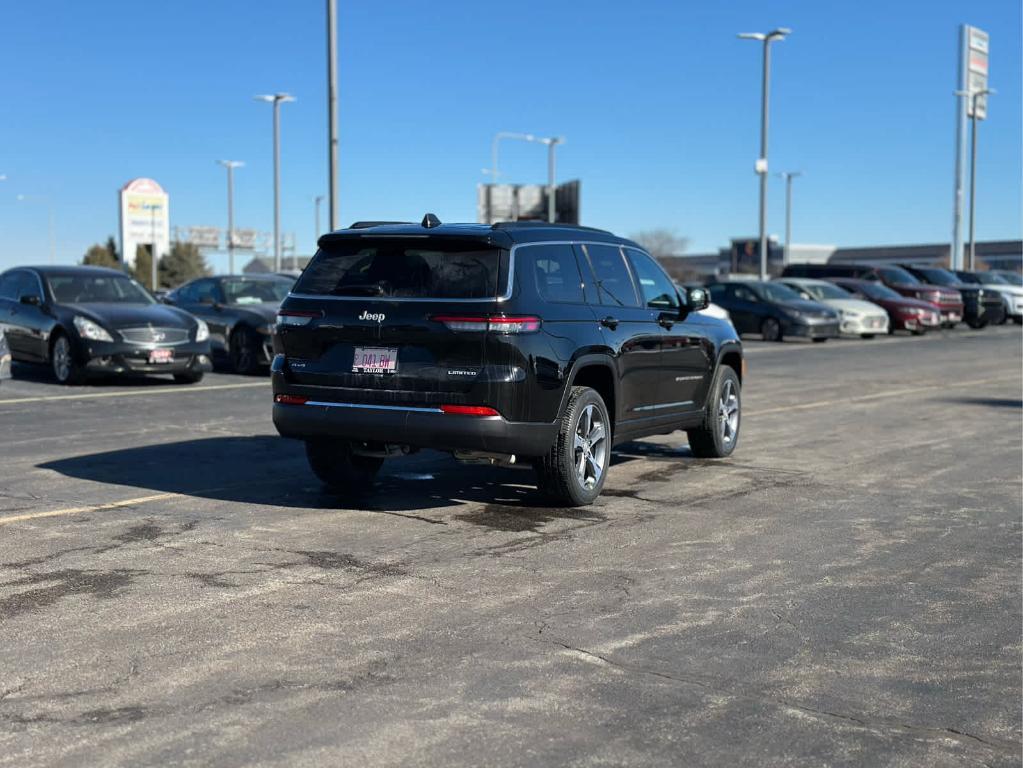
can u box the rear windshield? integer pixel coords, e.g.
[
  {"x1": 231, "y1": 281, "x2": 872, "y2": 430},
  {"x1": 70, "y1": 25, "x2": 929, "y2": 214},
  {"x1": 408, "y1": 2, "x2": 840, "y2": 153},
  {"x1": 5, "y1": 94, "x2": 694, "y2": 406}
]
[
  {"x1": 294, "y1": 238, "x2": 506, "y2": 299},
  {"x1": 914, "y1": 268, "x2": 959, "y2": 287},
  {"x1": 877, "y1": 267, "x2": 920, "y2": 285}
]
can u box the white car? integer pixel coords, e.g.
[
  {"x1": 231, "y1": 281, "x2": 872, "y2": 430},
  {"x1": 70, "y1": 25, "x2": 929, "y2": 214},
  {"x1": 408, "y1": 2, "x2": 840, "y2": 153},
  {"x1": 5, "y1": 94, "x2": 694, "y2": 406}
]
[
  {"x1": 698, "y1": 301, "x2": 732, "y2": 324},
  {"x1": 776, "y1": 277, "x2": 889, "y2": 338}
]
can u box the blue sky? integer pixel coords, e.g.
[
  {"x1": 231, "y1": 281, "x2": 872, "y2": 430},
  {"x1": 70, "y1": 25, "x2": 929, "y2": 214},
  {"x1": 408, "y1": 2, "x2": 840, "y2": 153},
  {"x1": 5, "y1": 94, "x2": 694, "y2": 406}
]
[{"x1": 1, "y1": 0, "x2": 1020, "y2": 270}]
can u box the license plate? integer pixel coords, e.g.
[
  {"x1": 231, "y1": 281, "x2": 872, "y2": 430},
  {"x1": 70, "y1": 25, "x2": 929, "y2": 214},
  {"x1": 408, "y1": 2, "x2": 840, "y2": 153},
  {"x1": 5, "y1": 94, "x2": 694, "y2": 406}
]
[
  {"x1": 352, "y1": 347, "x2": 397, "y2": 374},
  {"x1": 148, "y1": 348, "x2": 174, "y2": 364},
  {"x1": 948, "y1": 313, "x2": 961, "y2": 322}
]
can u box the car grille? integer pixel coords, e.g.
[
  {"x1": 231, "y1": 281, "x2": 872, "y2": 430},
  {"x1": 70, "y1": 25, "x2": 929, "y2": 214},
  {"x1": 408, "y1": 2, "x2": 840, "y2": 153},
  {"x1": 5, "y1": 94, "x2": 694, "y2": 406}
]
[{"x1": 119, "y1": 327, "x2": 190, "y2": 345}]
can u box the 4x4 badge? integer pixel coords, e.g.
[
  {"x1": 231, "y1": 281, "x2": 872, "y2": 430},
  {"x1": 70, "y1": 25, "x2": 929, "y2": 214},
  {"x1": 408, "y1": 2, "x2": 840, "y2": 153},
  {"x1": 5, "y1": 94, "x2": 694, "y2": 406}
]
[{"x1": 358, "y1": 310, "x2": 385, "y2": 323}]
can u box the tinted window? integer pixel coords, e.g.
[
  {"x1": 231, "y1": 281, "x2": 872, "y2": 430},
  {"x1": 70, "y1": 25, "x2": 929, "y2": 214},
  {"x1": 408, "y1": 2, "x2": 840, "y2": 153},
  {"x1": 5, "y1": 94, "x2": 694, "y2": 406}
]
[
  {"x1": 914, "y1": 268, "x2": 958, "y2": 287},
  {"x1": 734, "y1": 286, "x2": 758, "y2": 302},
  {"x1": 0, "y1": 272, "x2": 21, "y2": 300},
  {"x1": 625, "y1": 250, "x2": 679, "y2": 309},
  {"x1": 193, "y1": 280, "x2": 222, "y2": 304},
  {"x1": 584, "y1": 245, "x2": 639, "y2": 308},
  {"x1": 856, "y1": 281, "x2": 902, "y2": 300},
  {"x1": 526, "y1": 244, "x2": 584, "y2": 303},
  {"x1": 708, "y1": 284, "x2": 730, "y2": 302},
  {"x1": 877, "y1": 267, "x2": 920, "y2": 285},
  {"x1": 47, "y1": 273, "x2": 153, "y2": 304},
  {"x1": 295, "y1": 238, "x2": 505, "y2": 299},
  {"x1": 756, "y1": 283, "x2": 802, "y2": 302},
  {"x1": 222, "y1": 278, "x2": 291, "y2": 305},
  {"x1": 797, "y1": 282, "x2": 851, "y2": 300}
]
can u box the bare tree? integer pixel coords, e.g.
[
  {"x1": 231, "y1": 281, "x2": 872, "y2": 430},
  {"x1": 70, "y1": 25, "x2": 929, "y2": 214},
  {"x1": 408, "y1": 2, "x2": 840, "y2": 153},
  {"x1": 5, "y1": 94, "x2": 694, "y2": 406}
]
[{"x1": 630, "y1": 228, "x2": 689, "y2": 260}]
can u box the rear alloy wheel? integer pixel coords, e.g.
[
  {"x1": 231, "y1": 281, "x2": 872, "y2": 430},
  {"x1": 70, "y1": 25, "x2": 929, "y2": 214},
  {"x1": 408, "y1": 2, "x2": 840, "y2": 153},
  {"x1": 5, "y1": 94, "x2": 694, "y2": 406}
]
[
  {"x1": 761, "y1": 317, "x2": 782, "y2": 342},
  {"x1": 305, "y1": 440, "x2": 383, "y2": 492},
  {"x1": 230, "y1": 326, "x2": 259, "y2": 375},
  {"x1": 535, "y1": 386, "x2": 610, "y2": 506},
  {"x1": 687, "y1": 366, "x2": 741, "y2": 458},
  {"x1": 51, "y1": 334, "x2": 84, "y2": 385},
  {"x1": 860, "y1": 334, "x2": 875, "y2": 340}
]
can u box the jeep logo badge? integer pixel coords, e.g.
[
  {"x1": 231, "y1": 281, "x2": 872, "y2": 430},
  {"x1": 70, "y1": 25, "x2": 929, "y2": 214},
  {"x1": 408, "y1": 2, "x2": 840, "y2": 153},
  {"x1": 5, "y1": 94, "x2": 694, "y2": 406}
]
[{"x1": 359, "y1": 310, "x2": 385, "y2": 323}]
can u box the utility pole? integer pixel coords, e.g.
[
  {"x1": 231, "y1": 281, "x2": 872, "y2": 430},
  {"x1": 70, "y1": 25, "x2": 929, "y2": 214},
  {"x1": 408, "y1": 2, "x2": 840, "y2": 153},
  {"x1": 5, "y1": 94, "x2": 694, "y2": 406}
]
[
  {"x1": 254, "y1": 93, "x2": 296, "y2": 272},
  {"x1": 778, "y1": 171, "x2": 802, "y2": 264},
  {"x1": 327, "y1": 0, "x2": 339, "y2": 230},
  {"x1": 218, "y1": 160, "x2": 243, "y2": 274},
  {"x1": 738, "y1": 28, "x2": 791, "y2": 280},
  {"x1": 967, "y1": 88, "x2": 993, "y2": 271}
]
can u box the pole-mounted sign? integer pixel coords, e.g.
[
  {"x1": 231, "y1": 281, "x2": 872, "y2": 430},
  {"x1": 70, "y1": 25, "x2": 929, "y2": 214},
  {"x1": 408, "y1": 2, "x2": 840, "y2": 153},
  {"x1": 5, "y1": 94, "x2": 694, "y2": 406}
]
[{"x1": 966, "y1": 26, "x2": 989, "y2": 119}]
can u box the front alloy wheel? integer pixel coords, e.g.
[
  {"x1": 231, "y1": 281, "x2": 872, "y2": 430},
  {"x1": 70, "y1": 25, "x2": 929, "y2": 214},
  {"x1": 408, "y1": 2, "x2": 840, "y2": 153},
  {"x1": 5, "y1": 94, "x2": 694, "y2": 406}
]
[{"x1": 51, "y1": 334, "x2": 83, "y2": 385}]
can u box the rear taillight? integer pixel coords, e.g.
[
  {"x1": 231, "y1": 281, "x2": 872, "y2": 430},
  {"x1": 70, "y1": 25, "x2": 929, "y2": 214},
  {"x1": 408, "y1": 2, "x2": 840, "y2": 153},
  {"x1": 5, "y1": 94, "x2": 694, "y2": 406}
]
[
  {"x1": 431, "y1": 315, "x2": 541, "y2": 334},
  {"x1": 277, "y1": 309, "x2": 323, "y2": 327},
  {"x1": 274, "y1": 394, "x2": 308, "y2": 405},
  {"x1": 439, "y1": 405, "x2": 500, "y2": 417}
]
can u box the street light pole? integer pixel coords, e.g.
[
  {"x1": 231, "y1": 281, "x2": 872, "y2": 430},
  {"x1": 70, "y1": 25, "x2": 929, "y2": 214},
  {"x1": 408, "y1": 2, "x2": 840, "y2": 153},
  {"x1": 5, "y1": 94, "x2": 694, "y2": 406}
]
[
  {"x1": 218, "y1": 160, "x2": 243, "y2": 275},
  {"x1": 778, "y1": 171, "x2": 802, "y2": 264},
  {"x1": 967, "y1": 88, "x2": 993, "y2": 272},
  {"x1": 326, "y1": 0, "x2": 339, "y2": 230},
  {"x1": 314, "y1": 194, "x2": 325, "y2": 245},
  {"x1": 255, "y1": 93, "x2": 296, "y2": 272},
  {"x1": 540, "y1": 137, "x2": 564, "y2": 223},
  {"x1": 739, "y1": 28, "x2": 791, "y2": 280}
]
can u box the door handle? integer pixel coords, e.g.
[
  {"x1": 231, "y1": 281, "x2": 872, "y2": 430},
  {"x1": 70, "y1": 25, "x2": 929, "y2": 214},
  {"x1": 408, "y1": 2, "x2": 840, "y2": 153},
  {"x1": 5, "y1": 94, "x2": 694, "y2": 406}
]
[{"x1": 599, "y1": 316, "x2": 619, "y2": 330}]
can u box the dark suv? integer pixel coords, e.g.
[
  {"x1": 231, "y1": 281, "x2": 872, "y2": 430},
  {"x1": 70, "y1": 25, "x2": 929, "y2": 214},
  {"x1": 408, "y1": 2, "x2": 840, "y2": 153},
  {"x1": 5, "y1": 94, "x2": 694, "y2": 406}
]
[{"x1": 271, "y1": 217, "x2": 744, "y2": 506}]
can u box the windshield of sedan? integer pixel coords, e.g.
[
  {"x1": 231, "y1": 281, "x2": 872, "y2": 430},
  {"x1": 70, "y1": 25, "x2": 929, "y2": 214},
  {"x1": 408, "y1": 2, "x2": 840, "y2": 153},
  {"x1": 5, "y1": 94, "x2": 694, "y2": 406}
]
[
  {"x1": 222, "y1": 278, "x2": 293, "y2": 305},
  {"x1": 755, "y1": 282, "x2": 803, "y2": 302},
  {"x1": 796, "y1": 282, "x2": 851, "y2": 301},
  {"x1": 876, "y1": 267, "x2": 920, "y2": 285},
  {"x1": 47, "y1": 274, "x2": 154, "y2": 304},
  {"x1": 996, "y1": 272, "x2": 1023, "y2": 286},
  {"x1": 973, "y1": 272, "x2": 1009, "y2": 285},
  {"x1": 856, "y1": 281, "x2": 902, "y2": 300},
  {"x1": 914, "y1": 268, "x2": 959, "y2": 287}
]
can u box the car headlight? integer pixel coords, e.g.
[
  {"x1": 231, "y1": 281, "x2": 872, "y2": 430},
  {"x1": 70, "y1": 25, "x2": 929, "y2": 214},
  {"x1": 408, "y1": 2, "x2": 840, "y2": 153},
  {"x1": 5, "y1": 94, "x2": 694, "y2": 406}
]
[
  {"x1": 195, "y1": 319, "x2": 209, "y2": 342},
  {"x1": 73, "y1": 315, "x2": 113, "y2": 342}
]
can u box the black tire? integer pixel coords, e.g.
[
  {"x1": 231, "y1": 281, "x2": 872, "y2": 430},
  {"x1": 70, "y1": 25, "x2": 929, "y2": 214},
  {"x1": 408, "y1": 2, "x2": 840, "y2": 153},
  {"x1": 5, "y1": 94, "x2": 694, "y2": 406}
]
[
  {"x1": 534, "y1": 386, "x2": 611, "y2": 507},
  {"x1": 966, "y1": 318, "x2": 988, "y2": 330},
  {"x1": 687, "y1": 366, "x2": 741, "y2": 459},
  {"x1": 860, "y1": 334, "x2": 875, "y2": 340},
  {"x1": 50, "y1": 332, "x2": 85, "y2": 385},
  {"x1": 229, "y1": 326, "x2": 260, "y2": 375},
  {"x1": 761, "y1": 317, "x2": 782, "y2": 342},
  {"x1": 1014, "y1": 316, "x2": 1023, "y2": 325},
  {"x1": 173, "y1": 371, "x2": 204, "y2": 384},
  {"x1": 305, "y1": 440, "x2": 383, "y2": 492},
  {"x1": 812, "y1": 337, "x2": 828, "y2": 343},
  {"x1": 911, "y1": 328, "x2": 926, "y2": 336}
]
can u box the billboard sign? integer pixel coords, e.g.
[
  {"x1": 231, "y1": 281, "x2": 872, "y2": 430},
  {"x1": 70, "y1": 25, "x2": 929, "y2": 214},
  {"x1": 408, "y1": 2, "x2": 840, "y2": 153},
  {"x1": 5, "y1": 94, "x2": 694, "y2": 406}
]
[
  {"x1": 965, "y1": 25, "x2": 989, "y2": 119},
  {"x1": 119, "y1": 178, "x2": 170, "y2": 268},
  {"x1": 188, "y1": 226, "x2": 221, "y2": 249},
  {"x1": 477, "y1": 180, "x2": 581, "y2": 225}
]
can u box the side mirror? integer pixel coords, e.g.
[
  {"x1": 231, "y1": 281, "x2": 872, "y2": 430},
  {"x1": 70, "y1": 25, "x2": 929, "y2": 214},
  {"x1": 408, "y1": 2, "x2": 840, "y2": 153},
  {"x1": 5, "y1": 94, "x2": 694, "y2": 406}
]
[
  {"x1": 685, "y1": 286, "x2": 710, "y2": 312},
  {"x1": 19, "y1": 294, "x2": 41, "y2": 306}
]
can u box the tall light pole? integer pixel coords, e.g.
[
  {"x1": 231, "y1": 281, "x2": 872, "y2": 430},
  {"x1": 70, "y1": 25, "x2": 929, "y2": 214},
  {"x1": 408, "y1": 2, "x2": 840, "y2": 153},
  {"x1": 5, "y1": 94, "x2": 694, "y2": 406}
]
[
  {"x1": 966, "y1": 88, "x2": 993, "y2": 271},
  {"x1": 326, "y1": 0, "x2": 339, "y2": 230},
  {"x1": 314, "y1": 194, "x2": 325, "y2": 245},
  {"x1": 218, "y1": 160, "x2": 243, "y2": 274},
  {"x1": 738, "y1": 27, "x2": 791, "y2": 280},
  {"x1": 254, "y1": 93, "x2": 296, "y2": 272},
  {"x1": 540, "y1": 137, "x2": 564, "y2": 223},
  {"x1": 17, "y1": 194, "x2": 56, "y2": 265},
  {"x1": 777, "y1": 171, "x2": 802, "y2": 264}
]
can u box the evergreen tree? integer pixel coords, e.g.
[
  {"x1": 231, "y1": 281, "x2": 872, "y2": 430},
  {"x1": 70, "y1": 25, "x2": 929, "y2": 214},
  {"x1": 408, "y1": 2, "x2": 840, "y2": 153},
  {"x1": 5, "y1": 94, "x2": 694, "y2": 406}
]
[
  {"x1": 132, "y1": 244, "x2": 154, "y2": 288},
  {"x1": 82, "y1": 243, "x2": 119, "y2": 268},
  {"x1": 159, "y1": 241, "x2": 211, "y2": 288}
]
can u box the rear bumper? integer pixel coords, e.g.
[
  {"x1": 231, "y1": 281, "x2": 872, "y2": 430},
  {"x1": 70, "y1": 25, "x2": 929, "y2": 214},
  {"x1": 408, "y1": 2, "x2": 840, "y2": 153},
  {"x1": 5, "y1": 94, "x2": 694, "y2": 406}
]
[{"x1": 272, "y1": 400, "x2": 558, "y2": 457}]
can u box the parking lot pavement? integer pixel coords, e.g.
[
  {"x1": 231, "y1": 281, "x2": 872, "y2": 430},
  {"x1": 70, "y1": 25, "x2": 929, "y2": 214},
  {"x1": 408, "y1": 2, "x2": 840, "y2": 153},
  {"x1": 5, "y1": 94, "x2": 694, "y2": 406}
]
[{"x1": 0, "y1": 325, "x2": 1020, "y2": 768}]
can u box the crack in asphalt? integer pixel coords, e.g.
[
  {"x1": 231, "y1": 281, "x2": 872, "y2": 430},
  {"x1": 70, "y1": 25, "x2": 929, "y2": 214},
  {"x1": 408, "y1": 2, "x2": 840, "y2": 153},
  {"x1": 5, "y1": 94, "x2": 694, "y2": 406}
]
[{"x1": 540, "y1": 637, "x2": 1018, "y2": 756}]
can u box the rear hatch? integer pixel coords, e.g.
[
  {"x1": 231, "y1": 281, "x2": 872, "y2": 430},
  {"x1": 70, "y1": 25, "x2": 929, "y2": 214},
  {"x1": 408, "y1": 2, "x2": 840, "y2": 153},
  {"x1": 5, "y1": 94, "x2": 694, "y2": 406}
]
[{"x1": 276, "y1": 235, "x2": 509, "y2": 407}]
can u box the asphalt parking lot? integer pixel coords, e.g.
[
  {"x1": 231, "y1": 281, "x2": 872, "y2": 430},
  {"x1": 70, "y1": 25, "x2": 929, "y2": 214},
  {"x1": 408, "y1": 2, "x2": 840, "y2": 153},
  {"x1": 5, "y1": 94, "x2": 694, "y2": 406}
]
[{"x1": 1, "y1": 326, "x2": 1020, "y2": 767}]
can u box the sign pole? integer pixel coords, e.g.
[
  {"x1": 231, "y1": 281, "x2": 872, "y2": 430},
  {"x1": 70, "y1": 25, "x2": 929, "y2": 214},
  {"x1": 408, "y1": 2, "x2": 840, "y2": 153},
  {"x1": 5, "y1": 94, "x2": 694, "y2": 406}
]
[{"x1": 951, "y1": 25, "x2": 968, "y2": 271}]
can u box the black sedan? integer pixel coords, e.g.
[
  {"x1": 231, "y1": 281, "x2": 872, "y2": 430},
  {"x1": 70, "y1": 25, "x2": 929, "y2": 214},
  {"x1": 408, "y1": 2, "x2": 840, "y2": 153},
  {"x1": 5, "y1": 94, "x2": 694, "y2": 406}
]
[
  {"x1": 707, "y1": 280, "x2": 841, "y2": 342},
  {"x1": 164, "y1": 275, "x2": 293, "y2": 374},
  {"x1": 0, "y1": 266, "x2": 212, "y2": 384}
]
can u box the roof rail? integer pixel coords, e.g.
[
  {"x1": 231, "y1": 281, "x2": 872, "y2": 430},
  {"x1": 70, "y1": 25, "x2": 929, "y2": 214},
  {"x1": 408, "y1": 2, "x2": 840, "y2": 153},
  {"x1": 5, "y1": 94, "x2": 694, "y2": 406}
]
[
  {"x1": 347, "y1": 220, "x2": 414, "y2": 229},
  {"x1": 490, "y1": 221, "x2": 612, "y2": 235}
]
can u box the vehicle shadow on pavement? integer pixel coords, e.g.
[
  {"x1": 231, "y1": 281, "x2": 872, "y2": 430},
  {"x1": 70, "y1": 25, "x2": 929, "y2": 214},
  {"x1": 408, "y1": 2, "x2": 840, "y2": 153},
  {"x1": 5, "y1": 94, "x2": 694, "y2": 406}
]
[
  {"x1": 938, "y1": 396, "x2": 1023, "y2": 410},
  {"x1": 9, "y1": 362, "x2": 192, "y2": 389},
  {"x1": 37, "y1": 436, "x2": 582, "y2": 515}
]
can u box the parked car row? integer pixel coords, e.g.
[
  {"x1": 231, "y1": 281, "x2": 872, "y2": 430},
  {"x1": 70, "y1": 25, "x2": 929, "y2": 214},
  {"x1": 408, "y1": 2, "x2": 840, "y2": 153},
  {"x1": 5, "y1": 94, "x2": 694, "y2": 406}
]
[
  {"x1": 0, "y1": 266, "x2": 295, "y2": 384},
  {"x1": 705, "y1": 262, "x2": 1017, "y2": 343}
]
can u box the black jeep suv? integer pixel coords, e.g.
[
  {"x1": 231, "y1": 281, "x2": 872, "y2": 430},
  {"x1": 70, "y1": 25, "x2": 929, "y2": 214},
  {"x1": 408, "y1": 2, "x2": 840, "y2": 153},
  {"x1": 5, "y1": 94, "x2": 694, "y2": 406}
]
[{"x1": 271, "y1": 217, "x2": 744, "y2": 506}]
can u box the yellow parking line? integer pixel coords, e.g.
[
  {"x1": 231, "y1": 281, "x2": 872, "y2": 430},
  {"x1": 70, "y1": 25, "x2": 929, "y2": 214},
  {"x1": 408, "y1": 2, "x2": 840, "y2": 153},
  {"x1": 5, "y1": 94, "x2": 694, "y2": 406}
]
[
  {"x1": 0, "y1": 493, "x2": 180, "y2": 526},
  {"x1": 747, "y1": 374, "x2": 1019, "y2": 417},
  {"x1": 0, "y1": 381, "x2": 268, "y2": 406}
]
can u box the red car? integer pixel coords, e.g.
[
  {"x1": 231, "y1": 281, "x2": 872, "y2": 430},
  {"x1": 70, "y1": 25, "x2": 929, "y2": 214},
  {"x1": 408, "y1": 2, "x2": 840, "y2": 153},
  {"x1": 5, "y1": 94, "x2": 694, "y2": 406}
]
[
  {"x1": 862, "y1": 266, "x2": 964, "y2": 327},
  {"x1": 830, "y1": 278, "x2": 941, "y2": 335}
]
